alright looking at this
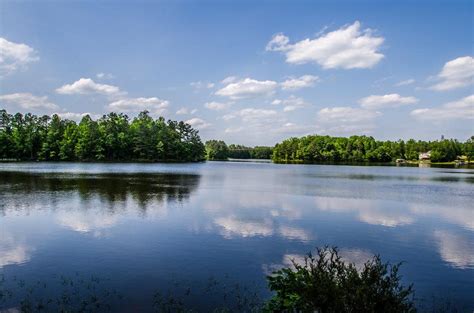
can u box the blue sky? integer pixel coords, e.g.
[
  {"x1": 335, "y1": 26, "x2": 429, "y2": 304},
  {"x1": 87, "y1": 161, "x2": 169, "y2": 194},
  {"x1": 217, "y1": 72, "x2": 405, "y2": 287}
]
[{"x1": 0, "y1": 0, "x2": 472, "y2": 145}]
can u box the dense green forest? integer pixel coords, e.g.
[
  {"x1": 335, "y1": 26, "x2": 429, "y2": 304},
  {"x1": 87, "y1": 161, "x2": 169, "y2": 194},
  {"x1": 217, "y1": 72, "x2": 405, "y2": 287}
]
[
  {"x1": 272, "y1": 135, "x2": 474, "y2": 163},
  {"x1": 0, "y1": 110, "x2": 205, "y2": 162},
  {"x1": 205, "y1": 140, "x2": 273, "y2": 160},
  {"x1": 2, "y1": 109, "x2": 472, "y2": 164}
]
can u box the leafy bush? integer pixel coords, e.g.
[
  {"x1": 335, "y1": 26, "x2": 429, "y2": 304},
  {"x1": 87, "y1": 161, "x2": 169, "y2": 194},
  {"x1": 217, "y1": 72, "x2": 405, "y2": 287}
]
[{"x1": 264, "y1": 247, "x2": 416, "y2": 313}]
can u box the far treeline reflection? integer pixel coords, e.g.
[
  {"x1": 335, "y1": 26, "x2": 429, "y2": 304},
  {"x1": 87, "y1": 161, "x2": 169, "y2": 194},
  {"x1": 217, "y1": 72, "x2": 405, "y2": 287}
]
[{"x1": 1, "y1": 109, "x2": 473, "y2": 164}]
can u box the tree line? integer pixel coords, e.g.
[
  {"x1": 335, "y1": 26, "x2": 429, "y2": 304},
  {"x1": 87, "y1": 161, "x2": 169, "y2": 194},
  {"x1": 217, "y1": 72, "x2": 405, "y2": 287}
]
[
  {"x1": 271, "y1": 135, "x2": 474, "y2": 163},
  {"x1": 0, "y1": 110, "x2": 205, "y2": 162},
  {"x1": 205, "y1": 140, "x2": 273, "y2": 160}
]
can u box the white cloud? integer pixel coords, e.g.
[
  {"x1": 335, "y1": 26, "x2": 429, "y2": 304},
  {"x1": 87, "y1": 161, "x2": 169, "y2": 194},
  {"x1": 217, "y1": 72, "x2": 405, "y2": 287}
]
[
  {"x1": 0, "y1": 37, "x2": 39, "y2": 76},
  {"x1": 273, "y1": 95, "x2": 308, "y2": 112},
  {"x1": 395, "y1": 78, "x2": 415, "y2": 86},
  {"x1": 317, "y1": 106, "x2": 381, "y2": 135},
  {"x1": 318, "y1": 106, "x2": 380, "y2": 123},
  {"x1": 221, "y1": 76, "x2": 238, "y2": 84},
  {"x1": 225, "y1": 126, "x2": 243, "y2": 133},
  {"x1": 185, "y1": 117, "x2": 211, "y2": 129},
  {"x1": 176, "y1": 108, "x2": 197, "y2": 115},
  {"x1": 176, "y1": 107, "x2": 189, "y2": 115},
  {"x1": 56, "y1": 78, "x2": 125, "y2": 97},
  {"x1": 265, "y1": 33, "x2": 290, "y2": 52},
  {"x1": 319, "y1": 124, "x2": 377, "y2": 135},
  {"x1": 410, "y1": 95, "x2": 474, "y2": 121},
  {"x1": 190, "y1": 81, "x2": 215, "y2": 89},
  {"x1": 108, "y1": 97, "x2": 169, "y2": 115},
  {"x1": 0, "y1": 93, "x2": 58, "y2": 110},
  {"x1": 281, "y1": 75, "x2": 320, "y2": 90},
  {"x1": 216, "y1": 78, "x2": 278, "y2": 99},
  {"x1": 271, "y1": 99, "x2": 282, "y2": 105},
  {"x1": 96, "y1": 72, "x2": 114, "y2": 80},
  {"x1": 204, "y1": 101, "x2": 230, "y2": 111},
  {"x1": 267, "y1": 21, "x2": 384, "y2": 69},
  {"x1": 56, "y1": 112, "x2": 101, "y2": 121},
  {"x1": 430, "y1": 56, "x2": 474, "y2": 91},
  {"x1": 238, "y1": 108, "x2": 278, "y2": 122},
  {"x1": 221, "y1": 113, "x2": 236, "y2": 121},
  {"x1": 359, "y1": 93, "x2": 418, "y2": 109}
]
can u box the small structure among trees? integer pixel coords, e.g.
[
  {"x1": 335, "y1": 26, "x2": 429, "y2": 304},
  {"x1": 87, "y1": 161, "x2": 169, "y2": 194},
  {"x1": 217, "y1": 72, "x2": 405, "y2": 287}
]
[{"x1": 419, "y1": 151, "x2": 431, "y2": 161}]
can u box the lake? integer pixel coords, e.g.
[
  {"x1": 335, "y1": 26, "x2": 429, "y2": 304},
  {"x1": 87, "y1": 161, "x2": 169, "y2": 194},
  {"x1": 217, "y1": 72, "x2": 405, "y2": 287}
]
[{"x1": 1, "y1": 162, "x2": 473, "y2": 312}]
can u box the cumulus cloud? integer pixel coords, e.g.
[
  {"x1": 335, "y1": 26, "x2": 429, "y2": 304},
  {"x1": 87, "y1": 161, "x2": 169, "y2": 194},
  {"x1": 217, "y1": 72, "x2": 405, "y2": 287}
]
[
  {"x1": 281, "y1": 75, "x2": 320, "y2": 90},
  {"x1": 266, "y1": 21, "x2": 384, "y2": 69},
  {"x1": 56, "y1": 78, "x2": 125, "y2": 97},
  {"x1": 238, "y1": 108, "x2": 278, "y2": 122},
  {"x1": 216, "y1": 78, "x2": 278, "y2": 99},
  {"x1": 0, "y1": 37, "x2": 39, "y2": 76},
  {"x1": 221, "y1": 76, "x2": 238, "y2": 84},
  {"x1": 274, "y1": 122, "x2": 315, "y2": 135},
  {"x1": 410, "y1": 95, "x2": 474, "y2": 121},
  {"x1": 56, "y1": 112, "x2": 101, "y2": 121},
  {"x1": 0, "y1": 93, "x2": 58, "y2": 110},
  {"x1": 272, "y1": 95, "x2": 308, "y2": 112},
  {"x1": 395, "y1": 78, "x2": 415, "y2": 87},
  {"x1": 190, "y1": 81, "x2": 215, "y2": 89},
  {"x1": 108, "y1": 97, "x2": 169, "y2": 115},
  {"x1": 224, "y1": 126, "x2": 243, "y2": 133},
  {"x1": 96, "y1": 72, "x2": 114, "y2": 80},
  {"x1": 265, "y1": 33, "x2": 290, "y2": 52},
  {"x1": 359, "y1": 93, "x2": 419, "y2": 109},
  {"x1": 185, "y1": 117, "x2": 211, "y2": 129},
  {"x1": 176, "y1": 107, "x2": 197, "y2": 115},
  {"x1": 176, "y1": 107, "x2": 189, "y2": 115},
  {"x1": 204, "y1": 101, "x2": 230, "y2": 111},
  {"x1": 221, "y1": 113, "x2": 236, "y2": 121},
  {"x1": 317, "y1": 106, "x2": 381, "y2": 135},
  {"x1": 318, "y1": 106, "x2": 380, "y2": 123},
  {"x1": 430, "y1": 56, "x2": 474, "y2": 91}
]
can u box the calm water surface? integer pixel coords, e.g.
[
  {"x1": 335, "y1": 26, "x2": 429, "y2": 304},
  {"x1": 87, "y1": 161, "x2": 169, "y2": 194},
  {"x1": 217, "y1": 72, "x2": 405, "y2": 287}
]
[{"x1": 1, "y1": 162, "x2": 473, "y2": 311}]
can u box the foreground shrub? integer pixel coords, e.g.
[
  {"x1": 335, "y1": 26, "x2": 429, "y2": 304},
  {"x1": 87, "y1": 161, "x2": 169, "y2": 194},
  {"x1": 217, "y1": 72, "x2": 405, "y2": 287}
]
[{"x1": 264, "y1": 246, "x2": 416, "y2": 313}]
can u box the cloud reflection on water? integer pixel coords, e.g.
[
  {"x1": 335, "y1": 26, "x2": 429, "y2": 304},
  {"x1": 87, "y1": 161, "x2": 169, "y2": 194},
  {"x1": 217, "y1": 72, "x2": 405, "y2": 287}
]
[
  {"x1": 434, "y1": 230, "x2": 474, "y2": 269},
  {"x1": 0, "y1": 233, "x2": 31, "y2": 268},
  {"x1": 314, "y1": 196, "x2": 415, "y2": 227}
]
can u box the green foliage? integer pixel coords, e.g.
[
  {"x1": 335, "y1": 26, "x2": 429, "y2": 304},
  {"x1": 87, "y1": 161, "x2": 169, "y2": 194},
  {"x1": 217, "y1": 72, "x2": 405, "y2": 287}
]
[
  {"x1": 272, "y1": 135, "x2": 470, "y2": 163},
  {"x1": 251, "y1": 146, "x2": 273, "y2": 159},
  {"x1": 211, "y1": 140, "x2": 273, "y2": 160},
  {"x1": 265, "y1": 247, "x2": 416, "y2": 313},
  {"x1": 0, "y1": 110, "x2": 205, "y2": 162},
  {"x1": 205, "y1": 140, "x2": 229, "y2": 160}
]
